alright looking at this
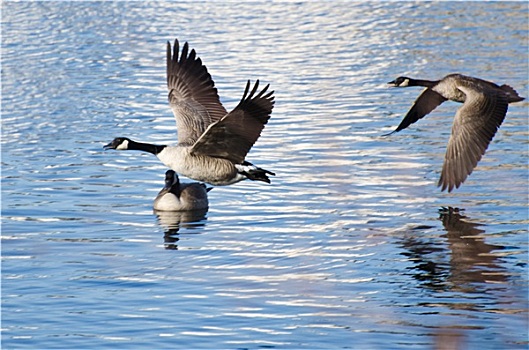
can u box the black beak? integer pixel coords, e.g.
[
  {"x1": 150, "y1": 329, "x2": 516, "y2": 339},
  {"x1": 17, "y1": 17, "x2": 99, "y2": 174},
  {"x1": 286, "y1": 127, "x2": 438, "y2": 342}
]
[
  {"x1": 103, "y1": 141, "x2": 116, "y2": 150},
  {"x1": 387, "y1": 80, "x2": 398, "y2": 86}
]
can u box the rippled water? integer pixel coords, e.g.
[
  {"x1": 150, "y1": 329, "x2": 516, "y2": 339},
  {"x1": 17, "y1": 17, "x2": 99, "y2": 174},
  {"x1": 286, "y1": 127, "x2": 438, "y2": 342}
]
[{"x1": 2, "y1": 2, "x2": 528, "y2": 349}]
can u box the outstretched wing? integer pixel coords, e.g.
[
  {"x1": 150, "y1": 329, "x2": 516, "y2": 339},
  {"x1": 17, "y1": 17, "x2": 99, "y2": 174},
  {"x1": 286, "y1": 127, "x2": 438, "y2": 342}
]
[
  {"x1": 167, "y1": 39, "x2": 228, "y2": 145},
  {"x1": 387, "y1": 88, "x2": 447, "y2": 135},
  {"x1": 190, "y1": 80, "x2": 274, "y2": 164},
  {"x1": 438, "y1": 86, "x2": 508, "y2": 192}
]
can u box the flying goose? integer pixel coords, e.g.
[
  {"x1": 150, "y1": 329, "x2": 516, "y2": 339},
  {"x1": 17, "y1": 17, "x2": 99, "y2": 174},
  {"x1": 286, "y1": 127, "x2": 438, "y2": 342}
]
[
  {"x1": 387, "y1": 73, "x2": 524, "y2": 192},
  {"x1": 105, "y1": 39, "x2": 275, "y2": 186},
  {"x1": 153, "y1": 170, "x2": 211, "y2": 211}
]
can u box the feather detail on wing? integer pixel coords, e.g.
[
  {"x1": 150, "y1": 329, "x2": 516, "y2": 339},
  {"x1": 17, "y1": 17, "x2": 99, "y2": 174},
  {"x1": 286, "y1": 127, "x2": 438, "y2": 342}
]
[
  {"x1": 166, "y1": 39, "x2": 228, "y2": 145},
  {"x1": 438, "y1": 86, "x2": 508, "y2": 192},
  {"x1": 190, "y1": 80, "x2": 275, "y2": 163},
  {"x1": 386, "y1": 88, "x2": 447, "y2": 135}
]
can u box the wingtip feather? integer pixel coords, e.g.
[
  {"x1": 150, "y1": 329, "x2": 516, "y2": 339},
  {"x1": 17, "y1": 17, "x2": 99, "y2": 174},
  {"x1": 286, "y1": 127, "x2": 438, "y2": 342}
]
[
  {"x1": 243, "y1": 80, "x2": 251, "y2": 99},
  {"x1": 382, "y1": 130, "x2": 398, "y2": 137},
  {"x1": 250, "y1": 80, "x2": 260, "y2": 97},
  {"x1": 174, "y1": 39, "x2": 179, "y2": 60}
]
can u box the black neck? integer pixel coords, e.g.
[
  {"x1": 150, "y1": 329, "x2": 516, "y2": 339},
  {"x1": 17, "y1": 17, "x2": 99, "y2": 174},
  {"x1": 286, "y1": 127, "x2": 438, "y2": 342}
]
[
  {"x1": 410, "y1": 78, "x2": 439, "y2": 88},
  {"x1": 166, "y1": 178, "x2": 181, "y2": 197},
  {"x1": 170, "y1": 184, "x2": 181, "y2": 197},
  {"x1": 129, "y1": 140, "x2": 166, "y2": 155}
]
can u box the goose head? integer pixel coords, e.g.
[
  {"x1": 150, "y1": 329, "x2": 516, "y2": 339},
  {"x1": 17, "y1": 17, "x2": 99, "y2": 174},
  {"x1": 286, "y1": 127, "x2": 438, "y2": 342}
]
[
  {"x1": 388, "y1": 76, "x2": 412, "y2": 87},
  {"x1": 104, "y1": 137, "x2": 131, "y2": 150},
  {"x1": 164, "y1": 170, "x2": 180, "y2": 191}
]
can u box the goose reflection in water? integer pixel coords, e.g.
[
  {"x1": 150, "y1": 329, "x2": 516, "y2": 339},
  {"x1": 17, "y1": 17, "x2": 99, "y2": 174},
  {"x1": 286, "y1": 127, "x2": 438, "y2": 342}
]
[
  {"x1": 401, "y1": 207, "x2": 507, "y2": 292},
  {"x1": 154, "y1": 209, "x2": 209, "y2": 250},
  {"x1": 439, "y1": 207, "x2": 507, "y2": 288}
]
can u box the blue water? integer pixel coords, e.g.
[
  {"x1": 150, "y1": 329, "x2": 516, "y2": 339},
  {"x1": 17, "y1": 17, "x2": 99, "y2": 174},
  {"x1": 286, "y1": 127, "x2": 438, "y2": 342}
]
[{"x1": 2, "y1": 2, "x2": 528, "y2": 349}]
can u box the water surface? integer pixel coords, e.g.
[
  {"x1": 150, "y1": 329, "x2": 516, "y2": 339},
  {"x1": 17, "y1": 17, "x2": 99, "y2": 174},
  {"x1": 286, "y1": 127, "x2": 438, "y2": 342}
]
[{"x1": 2, "y1": 2, "x2": 528, "y2": 349}]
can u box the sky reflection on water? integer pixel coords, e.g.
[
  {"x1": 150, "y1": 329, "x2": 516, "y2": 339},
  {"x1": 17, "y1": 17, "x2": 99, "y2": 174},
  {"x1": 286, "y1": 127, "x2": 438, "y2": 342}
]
[{"x1": 2, "y1": 1, "x2": 528, "y2": 349}]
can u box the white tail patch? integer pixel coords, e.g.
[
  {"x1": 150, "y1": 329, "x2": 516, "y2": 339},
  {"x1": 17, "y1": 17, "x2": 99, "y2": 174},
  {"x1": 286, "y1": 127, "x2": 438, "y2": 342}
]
[{"x1": 235, "y1": 163, "x2": 258, "y2": 174}]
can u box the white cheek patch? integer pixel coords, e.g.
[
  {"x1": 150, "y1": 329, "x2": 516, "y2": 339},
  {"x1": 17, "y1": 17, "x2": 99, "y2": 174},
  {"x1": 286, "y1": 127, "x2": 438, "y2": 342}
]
[
  {"x1": 116, "y1": 140, "x2": 129, "y2": 150},
  {"x1": 400, "y1": 79, "x2": 410, "y2": 87}
]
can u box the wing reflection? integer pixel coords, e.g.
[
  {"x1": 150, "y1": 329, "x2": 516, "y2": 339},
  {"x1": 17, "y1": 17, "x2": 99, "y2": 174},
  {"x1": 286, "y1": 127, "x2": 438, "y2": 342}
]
[
  {"x1": 439, "y1": 207, "x2": 506, "y2": 288},
  {"x1": 153, "y1": 209, "x2": 209, "y2": 250},
  {"x1": 400, "y1": 207, "x2": 506, "y2": 291}
]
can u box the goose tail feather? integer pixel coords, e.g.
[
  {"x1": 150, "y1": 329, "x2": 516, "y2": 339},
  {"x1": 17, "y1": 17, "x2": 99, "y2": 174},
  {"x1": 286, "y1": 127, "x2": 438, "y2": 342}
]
[{"x1": 237, "y1": 161, "x2": 275, "y2": 184}]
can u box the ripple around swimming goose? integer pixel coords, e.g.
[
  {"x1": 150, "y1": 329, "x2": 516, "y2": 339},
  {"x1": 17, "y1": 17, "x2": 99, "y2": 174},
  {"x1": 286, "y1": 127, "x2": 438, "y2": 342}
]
[
  {"x1": 105, "y1": 39, "x2": 275, "y2": 186},
  {"x1": 387, "y1": 73, "x2": 524, "y2": 192}
]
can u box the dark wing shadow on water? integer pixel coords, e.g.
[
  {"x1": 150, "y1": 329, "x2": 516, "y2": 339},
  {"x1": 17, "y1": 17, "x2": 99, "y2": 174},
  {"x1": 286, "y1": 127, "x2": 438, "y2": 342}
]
[
  {"x1": 439, "y1": 207, "x2": 507, "y2": 290},
  {"x1": 399, "y1": 207, "x2": 510, "y2": 348},
  {"x1": 153, "y1": 209, "x2": 209, "y2": 250},
  {"x1": 400, "y1": 207, "x2": 507, "y2": 292}
]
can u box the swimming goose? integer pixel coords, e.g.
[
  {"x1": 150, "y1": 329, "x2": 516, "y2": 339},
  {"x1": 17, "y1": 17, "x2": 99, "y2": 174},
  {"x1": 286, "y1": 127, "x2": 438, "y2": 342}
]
[
  {"x1": 154, "y1": 170, "x2": 211, "y2": 211},
  {"x1": 105, "y1": 39, "x2": 275, "y2": 186},
  {"x1": 387, "y1": 73, "x2": 524, "y2": 192}
]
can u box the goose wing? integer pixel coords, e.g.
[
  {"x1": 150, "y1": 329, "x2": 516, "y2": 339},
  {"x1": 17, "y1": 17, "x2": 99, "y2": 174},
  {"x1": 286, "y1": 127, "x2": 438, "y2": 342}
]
[
  {"x1": 388, "y1": 88, "x2": 447, "y2": 134},
  {"x1": 190, "y1": 80, "x2": 274, "y2": 164},
  {"x1": 438, "y1": 85, "x2": 508, "y2": 192},
  {"x1": 167, "y1": 39, "x2": 228, "y2": 146}
]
